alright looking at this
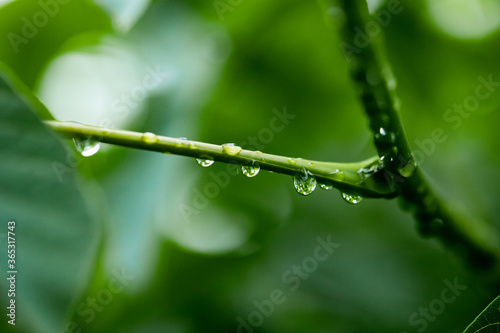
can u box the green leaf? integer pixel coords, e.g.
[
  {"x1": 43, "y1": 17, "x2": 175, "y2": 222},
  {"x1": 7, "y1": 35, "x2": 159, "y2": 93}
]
[
  {"x1": 463, "y1": 295, "x2": 500, "y2": 333},
  {"x1": 0, "y1": 65, "x2": 99, "y2": 332},
  {"x1": 0, "y1": 0, "x2": 112, "y2": 88},
  {"x1": 0, "y1": 62, "x2": 54, "y2": 120}
]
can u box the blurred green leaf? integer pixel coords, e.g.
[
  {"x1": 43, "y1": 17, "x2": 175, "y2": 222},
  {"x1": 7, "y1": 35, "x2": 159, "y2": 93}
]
[
  {"x1": 0, "y1": 65, "x2": 99, "y2": 333},
  {"x1": 0, "y1": 0, "x2": 112, "y2": 88},
  {"x1": 463, "y1": 295, "x2": 500, "y2": 333}
]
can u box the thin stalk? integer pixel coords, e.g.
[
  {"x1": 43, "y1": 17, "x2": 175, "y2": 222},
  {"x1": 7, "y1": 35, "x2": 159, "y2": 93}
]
[
  {"x1": 336, "y1": 0, "x2": 500, "y2": 270},
  {"x1": 45, "y1": 120, "x2": 396, "y2": 198}
]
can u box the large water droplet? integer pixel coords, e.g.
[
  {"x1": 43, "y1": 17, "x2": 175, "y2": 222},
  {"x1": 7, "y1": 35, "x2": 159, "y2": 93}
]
[
  {"x1": 287, "y1": 158, "x2": 297, "y2": 165},
  {"x1": 293, "y1": 172, "x2": 317, "y2": 196},
  {"x1": 142, "y1": 132, "x2": 158, "y2": 144},
  {"x1": 222, "y1": 143, "x2": 242, "y2": 156},
  {"x1": 341, "y1": 193, "x2": 363, "y2": 205},
  {"x1": 196, "y1": 158, "x2": 214, "y2": 167},
  {"x1": 73, "y1": 137, "x2": 100, "y2": 157},
  {"x1": 241, "y1": 162, "x2": 260, "y2": 177}
]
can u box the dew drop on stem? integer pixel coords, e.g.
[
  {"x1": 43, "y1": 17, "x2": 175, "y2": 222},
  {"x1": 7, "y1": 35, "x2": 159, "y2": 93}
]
[
  {"x1": 375, "y1": 127, "x2": 396, "y2": 144},
  {"x1": 222, "y1": 143, "x2": 242, "y2": 156},
  {"x1": 176, "y1": 137, "x2": 188, "y2": 148},
  {"x1": 319, "y1": 181, "x2": 333, "y2": 190},
  {"x1": 341, "y1": 193, "x2": 363, "y2": 205},
  {"x1": 73, "y1": 137, "x2": 100, "y2": 157},
  {"x1": 142, "y1": 132, "x2": 158, "y2": 144},
  {"x1": 398, "y1": 156, "x2": 417, "y2": 178},
  {"x1": 196, "y1": 158, "x2": 214, "y2": 167},
  {"x1": 241, "y1": 162, "x2": 260, "y2": 178},
  {"x1": 293, "y1": 171, "x2": 317, "y2": 196}
]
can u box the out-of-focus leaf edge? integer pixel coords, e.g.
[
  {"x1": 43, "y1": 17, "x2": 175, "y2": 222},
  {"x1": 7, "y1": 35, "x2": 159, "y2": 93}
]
[{"x1": 0, "y1": 61, "x2": 54, "y2": 121}]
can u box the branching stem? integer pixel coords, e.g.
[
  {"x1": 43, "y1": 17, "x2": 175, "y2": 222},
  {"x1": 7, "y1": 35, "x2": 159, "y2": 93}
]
[
  {"x1": 42, "y1": 1, "x2": 500, "y2": 272},
  {"x1": 336, "y1": 0, "x2": 500, "y2": 270}
]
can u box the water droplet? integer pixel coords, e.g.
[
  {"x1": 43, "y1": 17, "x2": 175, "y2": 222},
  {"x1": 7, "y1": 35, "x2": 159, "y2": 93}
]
[
  {"x1": 375, "y1": 128, "x2": 396, "y2": 143},
  {"x1": 417, "y1": 184, "x2": 426, "y2": 194},
  {"x1": 241, "y1": 162, "x2": 260, "y2": 177},
  {"x1": 196, "y1": 157, "x2": 214, "y2": 167},
  {"x1": 142, "y1": 132, "x2": 158, "y2": 144},
  {"x1": 293, "y1": 172, "x2": 317, "y2": 196},
  {"x1": 319, "y1": 182, "x2": 333, "y2": 190},
  {"x1": 329, "y1": 169, "x2": 345, "y2": 181},
  {"x1": 176, "y1": 137, "x2": 188, "y2": 147},
  {"x1": 73, "y1": 137, "x2": 100, "y2": 157},
  {"x1": 422, "y1": 195, "x2": 438, "y2": 213},
  {"x1": 431, "y1": 218, "x2": 444, "y2": 230},
  {"x1": 341, "y1": 193, "x2": 363, "y2": 205},
  {"x1": 222, "y1": 143, "x2": 242, "y2": 156},
  {"x1": 377, "y1": 114, "x2": 391, "y2": 128},
  {"x1": 196, "y1": 156, "x2": 214, "y2": 168},
  {"x1": 366, "y1": 66, "x2": 382, "y2": 86},
  {"x1": 379, "y1": 155, "x2": 394, "y2": 168},
  {"x1": 287, "y1": 158, "x2": 297, "y2": 165},
  {"x1": 374, "y1": 89, "x2": 389, "y2": 109},
  {"x1": 358, "y1": 162, "x2": 382, "y2": 181},
  {"x1": 383, "y1": 66, "x2": 397, "y2": 90},
  {"x1": 398, "y1": 156, "x2": 417, "y2": 178},
  {"x1": 393, "y1": 96, "x2": 402, "y2": 110}
]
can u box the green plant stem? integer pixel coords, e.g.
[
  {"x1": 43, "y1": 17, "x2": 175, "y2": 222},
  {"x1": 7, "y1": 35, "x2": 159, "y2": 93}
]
[
  {"x1": 45, "y1": 120, "x2": 395, "y2": 198},
  {"x1": 336, "y1": 0, "x2": 500, "y2": 270}
]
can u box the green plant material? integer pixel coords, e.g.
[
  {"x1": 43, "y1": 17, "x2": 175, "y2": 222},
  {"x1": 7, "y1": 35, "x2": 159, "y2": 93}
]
[
  {"x1": 0, "y1": 65, "x2": 99, "y2": 332},
  {"x1": 463, "y1": 294, "x2": 500, "y2": 333},
  {"x1": 335, "y1": 0, "x2": 500, "y2": 270},
  {"x1": 45, "y1": 120, "x2": 396, "y2": 198},
  {"x1": 0, "y1": 0, "x2": 112, "y2": 88},
  {"x1": 0, "y1": 62, "x2": 54, "y2": 121}
]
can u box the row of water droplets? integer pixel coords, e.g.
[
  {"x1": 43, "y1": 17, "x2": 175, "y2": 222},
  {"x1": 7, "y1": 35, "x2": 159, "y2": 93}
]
[
  {"x1": 292, "y1": 170, "x2": 362, "y2": 204},
  {"x1": 73, "y1": 134, "x2": 362, "y2": 204},
  {"x1": 196, "y1": 143, "x2": 261, "y2": 178},
  {"x1": 196, "y1": 142, "x2": 362, "y2": 205},
  {"x1": 73, "y1": 131, "x2": 161, "y2": 157}
]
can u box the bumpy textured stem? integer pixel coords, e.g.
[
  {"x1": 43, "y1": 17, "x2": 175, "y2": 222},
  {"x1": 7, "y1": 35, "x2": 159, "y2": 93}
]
[
  {"x1": 45, "y1": 120, "x2": 395, "y2": 198},
  {"x1": 336, "y1": 0, "x2": 500, "y2": 270}
]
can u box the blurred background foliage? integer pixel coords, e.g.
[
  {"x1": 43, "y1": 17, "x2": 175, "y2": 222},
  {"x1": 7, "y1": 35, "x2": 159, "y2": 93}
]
[{"x1": 1, "y1": 0, "x2": 500, "y2": 332}]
